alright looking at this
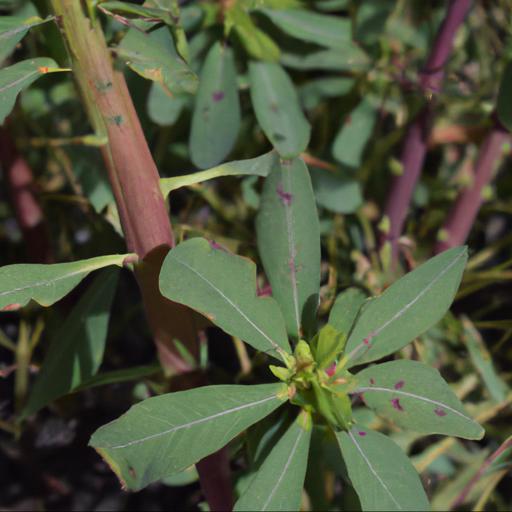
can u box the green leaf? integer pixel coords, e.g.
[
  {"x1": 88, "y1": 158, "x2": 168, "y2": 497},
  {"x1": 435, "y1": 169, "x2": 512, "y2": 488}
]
[
  {"x1": 256, "y1": 157, "x2": 320, "y2": 339},
  {"x1": 147, "y1": 82, "x2": 188, "y2": 126},
  {"x1": 311, "y1": 168, "x2": 363, "y2": 214},
  {"x1": 280, "y1": 46, "x2": 369, "y2": 72},
  {"x1": 99, "y1": 1, "x2": 175, "y2": 25},
  {"x1": 234, "y1": 412, "x2": 312, "y2": 511},
  {"x1": 344, "y1": 247, "x2": 468, "y2": 368},
  {"x1": 159, "y1": 237, "x2": 291, "y2": 358},
  {"x1": 328, "y1": 287, "x2": 366, "y2": 336},
  {"x1": 160, "y1": 152, "x2": 277, "y2": 198},
  {"x1": 354, "y1": 360, "x2": 484, "y2": 439},
  {"x1": 117, "y1": 26, "x2": 197, "y2": 95},
  {"x1": 90, "y1": 383, "x2": 287, "y2": 490},
  {"x1": 332, "y1": 97, "x2": 377, "y2": 168},
  {"x1": 0, "y1": 14, "x2": 53, "y2": 63},
  {"x1": 462, "y1": 317, "x2": 508, "y2": 403},
  {"x1": 497, "y1": 61, "x2": 512, "y2": 132},
  {"x1": 336, "y1": 428, "x2": 430, "y2": 511},
  {"x1": 0, "y1": 58, "x2": 58, "y2": 125},
  {"x1": 299, "y1": 77, "x2": 355, "y2": 111},
  {"x1": 226, "y1": 4, "x2": 280, "y2": 61},
  {"x1": 0, "y1": 253, "x2": 131, "y2": 311},
  {"x1": 22, "y1": 269, "x2": 119, "y2": 417},
  {"x1": 75, "y1": 363, "x2": 160, "y2": 392},
  {"x1": 258, "y1": 8, "x2": 351, "y2": 50},
  {"x1": 249, "y1": 61, "x2": 310, "y2": 158},
  {"x1": 189, "y1": 42, "x2": 241, "y2": 168}
]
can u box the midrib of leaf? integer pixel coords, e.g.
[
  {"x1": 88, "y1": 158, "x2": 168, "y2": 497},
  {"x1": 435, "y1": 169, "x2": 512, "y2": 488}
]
[
  {"x1": 0, "y1": 255, "x2": 127, "y2": 300},
  {"x1": 348, "y1": 430, "x2": 402, "y2": 510},
  {"x1": 169, "y1": 253, "x2": 281, "y2": 352},
  {"x1": 262, "y1": 426, "x2": 304, "y2": 511},
  {"x1": 282, "y1": 162, "x2": 301, "y2": 335},
  {"x1": 354, "y1": 386, "x2": 477, "y2": 423},
  {"x1": 109, "y1": 393, "x2": 280, "y2": 449},
  {"x1": 0, "y1": 69, "x2": 39, "y2": 94},
  {"x1": 347, "y1": 249, "x2": 466, "y2": 363}
]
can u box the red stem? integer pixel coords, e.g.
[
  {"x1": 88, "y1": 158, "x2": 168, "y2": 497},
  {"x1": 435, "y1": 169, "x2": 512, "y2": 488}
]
[
  {"x1": 435, "y1": 125, "x2": 509, "y2": 253},
  {"x1": 0, "y1": 128, "x2": 53, "y2": 263},
  {"x1": 381, "y1": 0, "x2": 472, "y2": 261}
]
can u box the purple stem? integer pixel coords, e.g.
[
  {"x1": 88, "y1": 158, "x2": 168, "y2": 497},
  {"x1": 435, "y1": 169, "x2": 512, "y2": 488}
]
[
  {"x1": 435, "y1": 124, "x2": 510, "y2": 253},
  {"x1": 381, "y1": 0, "x2": 472, "y2": 261}
]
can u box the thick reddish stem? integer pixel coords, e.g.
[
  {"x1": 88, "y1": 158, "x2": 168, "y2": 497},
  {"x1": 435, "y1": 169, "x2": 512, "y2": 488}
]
[
  {"x1": 381, "y1": 0, "x2": 472, "y2": 260},
  {"x1": 0, "y1": 129, "x2": 52, "y2": 263},
  {"x1": 435, "y1": 125, "x2": 509, "y2": 253}
]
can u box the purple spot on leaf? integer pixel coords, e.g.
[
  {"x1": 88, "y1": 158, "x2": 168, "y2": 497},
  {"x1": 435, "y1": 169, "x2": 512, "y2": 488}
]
[
  {"x1": 358, "y1": 431, "x2": 367, "y2": 437},
  {"x1": 434, "y1": 408, "x2": 447, "y2": 417},
  {"x1": 209, "y1": 240, "x2": 227, "y2": 252},
  {"x1": 391, "y1": 398, "x2": 404, "y2": 411},
  {"x1": 394, "y1": 380, "x2": 405, "y2": 390},
  {"x1": 276, "y1": 183, "x2": 293, "y2": 206},
  {"x1": 370, "y1": 378, "x2": 375, "y2": 385},
  {"x1": 212, "y1": 91, "x2": 224, "y2": 102}
]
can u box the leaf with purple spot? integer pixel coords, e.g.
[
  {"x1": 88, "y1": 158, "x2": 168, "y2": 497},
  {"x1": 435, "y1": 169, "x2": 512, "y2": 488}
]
[{"x1": 354, "y1": 360, "x2": 484, "y2": 439}]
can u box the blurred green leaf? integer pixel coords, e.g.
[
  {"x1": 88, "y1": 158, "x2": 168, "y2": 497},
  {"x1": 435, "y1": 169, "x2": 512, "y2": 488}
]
[
  {"x1": 189, "y1": 42, "x2": 241, "y2": 168},
  {"x1": 256, "y1": 157, "x2": 320, "y2": 339},
  {"x1": 226, "y1": 4, "x2": 280, "y2": 61},
  {"x1": 259, "y1": 8, "x2": 351, "y2": 50},
  {"x1": 147, "y1": 82, "x2": 188, "y2": 126},
  {"x1": 159, "y1": 237, "x2": 291, "y2": 358},
  {"x1": 90, "y1": 383, "x2": 286, "y2": 490},
  {"x1": 280, "y1": 46, "x2": 369, "y2": 71},
  {"x1": 23, "y1": 269, "x2": 119, "y2": 417},
  {"x1": 462, "y1": 317, "x2": 508, "y2": 402},
  {"x1": 0, "y1": 14, "x2": 54, "y2": 63},
  {"x1": 99, "y1": 1, "x2": 175, "y2": 25},
  {"x1": 311, "y1": 168, "x2": 363, "y2": 214},
  {"x1": 117, "y1": 26, "x2": 197, "y2": 95},
  {"x1": 75, "y1": 364, "x2": 160, "y2": 392},
  {"x1": 249, "y1": 61, "x2": 310, "y2": 158},
  {"x1": 299, "y1": 77, "x2": 355, "y2": 111},
  {"x1": 337, "y1": 428, "x2": 430, "y2": 511},
  {"x1": 332, "y1": 97, "x2": 377, "y2": 169}
]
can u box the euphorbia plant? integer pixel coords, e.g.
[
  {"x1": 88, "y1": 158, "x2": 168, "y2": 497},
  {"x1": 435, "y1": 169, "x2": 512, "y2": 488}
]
[{"x1": 90, "y1": 153, "x2": 483, "y2": 511}]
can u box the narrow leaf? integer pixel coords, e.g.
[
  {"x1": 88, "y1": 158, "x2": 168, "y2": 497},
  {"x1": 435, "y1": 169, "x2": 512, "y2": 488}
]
[
  {"x1": 256, "y1": 157, "x2": 320, "y2": 339},
  {"x1": 160, "y1": 151, "x2": 276, "y2": 198},
  {"x1": 344, "y1": 247, "x2": 468, "y2": 368},
  {"x1": 462, "y1": 317, "x2": 508, "y2": 403},
  {"x1": 117, "y1": 26, "x2": 197, "y2": 95},
  {"x1": 0, "y1": 58, "x2": 58, "y2": 124},
  {"x1": 249, "y1": 61, "x2": 310, "y2": 158},
  {"x1": 0, "y1": 15, "x2": 53, "y2": 62},
  {"x1": 235, "y1": 412, "x2": 312, "y2": 511},
  {"x1": 336, "y1": 428, "x2": 430, "y2": 511},
  {"x1": 75, "y1": 364, "x2": 160, "y2": 392},
  {"x1": 90, "y1": 383, "x2": 287, "y2": 490},
  {"x1": 355, "y1": 360, "x2": 484, "y2": 439},
  {"x1": 159, "y1": 237, "x2": 291, "y2": 357},
  {"x1": 328, "y1": 287, "x2": 366, "y2": 336},
  {"x1": 332, "y1": 97, "x2": 377, "y2": 168},
  {"x1": 0, "y1": 253, "x2": 131, "y2": 311},
  {"x1": 189, "y1": 42, "x2": 241, "y2": 168},
  {"x1": 23, "y1": 269, "x2": 119, "y2": 417},
  {"x1": 259, "y1": 8, "x2": 351, "y2": 50}
]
